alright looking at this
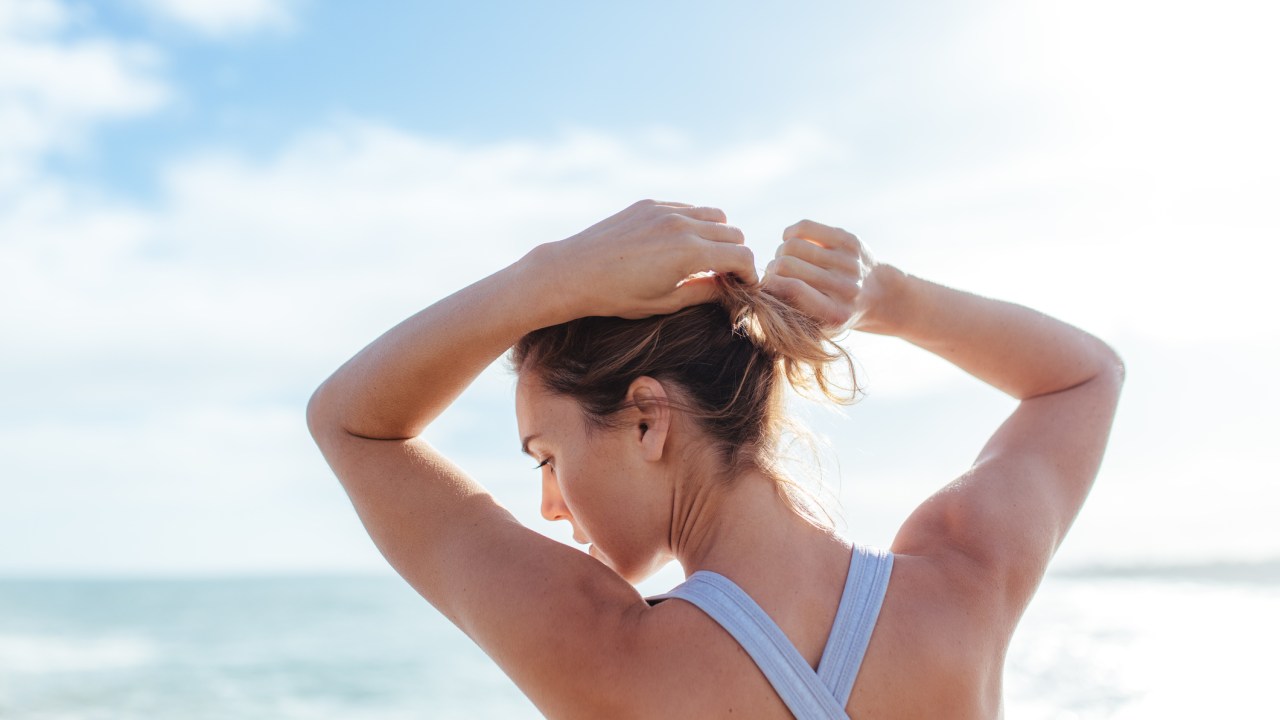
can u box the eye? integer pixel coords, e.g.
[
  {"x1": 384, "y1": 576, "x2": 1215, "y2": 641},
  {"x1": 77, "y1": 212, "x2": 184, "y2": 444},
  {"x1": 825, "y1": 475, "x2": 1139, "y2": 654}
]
[{"x1": 533, "y1": 458, "x2": 555, "y2": 472}]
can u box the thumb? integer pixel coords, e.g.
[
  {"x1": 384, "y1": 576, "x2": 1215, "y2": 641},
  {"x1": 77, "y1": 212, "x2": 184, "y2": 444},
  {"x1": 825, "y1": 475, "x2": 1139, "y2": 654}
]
[
  {"x1": 670, "y1": 276, "x2": 722, "y2": 309},
  {"x1": 758, "y1": 260, "x2": 786, "y2": 297}
]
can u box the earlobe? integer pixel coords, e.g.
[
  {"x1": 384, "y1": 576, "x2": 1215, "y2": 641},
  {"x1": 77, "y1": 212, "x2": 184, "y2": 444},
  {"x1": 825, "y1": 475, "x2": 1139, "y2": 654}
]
[{"x1": 627, "y1": 376, "x2": 670, "y2": 462}]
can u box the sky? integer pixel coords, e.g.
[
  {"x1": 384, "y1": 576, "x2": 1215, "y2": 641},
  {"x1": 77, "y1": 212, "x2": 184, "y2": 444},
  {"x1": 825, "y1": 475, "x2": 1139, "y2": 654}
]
[{"x1": 1, "y1": 0, "x2": 1277, "y2": 594}]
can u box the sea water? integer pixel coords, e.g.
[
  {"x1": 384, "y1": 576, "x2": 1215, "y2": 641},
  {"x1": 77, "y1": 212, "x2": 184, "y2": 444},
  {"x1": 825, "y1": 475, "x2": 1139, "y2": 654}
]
[{"x1": 1, "y1": 568, "x2": 1276, "y2": 719}]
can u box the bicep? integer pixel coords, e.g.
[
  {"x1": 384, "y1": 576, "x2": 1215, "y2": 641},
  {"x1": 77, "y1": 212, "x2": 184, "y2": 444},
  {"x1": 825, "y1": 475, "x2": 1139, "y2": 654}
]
[
  {"x1": 891, "y1": 364, "x2": 1125, "y2": 622},
  {"x1": 312, "y1": 429, "x2": 647, "y2": 718}
]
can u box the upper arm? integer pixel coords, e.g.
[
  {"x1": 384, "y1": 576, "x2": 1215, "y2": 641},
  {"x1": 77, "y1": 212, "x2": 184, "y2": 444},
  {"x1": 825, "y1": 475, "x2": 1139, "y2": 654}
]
[
  {"x1": 890, "y1": 358, "x2": 1126, "y2": 626},
  {"x1": 308, "y1": 414, "x2": 649, "y2": 719}
]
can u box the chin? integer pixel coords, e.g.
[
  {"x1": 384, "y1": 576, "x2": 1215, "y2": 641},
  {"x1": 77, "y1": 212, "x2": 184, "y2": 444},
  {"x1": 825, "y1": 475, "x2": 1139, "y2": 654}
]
[
  {"x1": 594, "y1": 545, "x2": 666, "y2": 585},
  {"x1": 590, "y1": 544, "x2": 632, "y2": 579}
]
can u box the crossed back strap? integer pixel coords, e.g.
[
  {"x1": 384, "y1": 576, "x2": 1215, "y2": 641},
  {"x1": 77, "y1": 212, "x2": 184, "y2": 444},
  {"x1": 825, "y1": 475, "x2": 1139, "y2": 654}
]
[{"x1": 646, "y1": 544, "x2": 894, "y2": 720}]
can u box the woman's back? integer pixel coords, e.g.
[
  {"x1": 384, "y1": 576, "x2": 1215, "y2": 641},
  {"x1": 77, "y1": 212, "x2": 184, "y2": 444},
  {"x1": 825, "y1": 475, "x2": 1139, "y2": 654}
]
[
  {"x1": 307, "y1": 202, "x2": 1125, "y2": 718},
  {"x1": 619, "y1": 538, "x2": 999, "y2": 719},
  {"x1": 646, "y1": 540, "x2": 892, "y2": 717}
]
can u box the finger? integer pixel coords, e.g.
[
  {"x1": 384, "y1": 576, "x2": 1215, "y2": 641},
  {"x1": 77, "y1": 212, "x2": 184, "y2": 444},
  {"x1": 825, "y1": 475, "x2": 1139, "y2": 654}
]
[
  {"x1": 693, "y1": 242, "x2": 758, "y2": 285},
  {"x1": 690, "y1": 218, "x2": 746, "y2": 245},
  {"x1": 760, "y1": 275, "x2": 845, "y2": 327},
  {"x1": 775, "y1": 236, "x2": 858, "y2": 271},
  {"x1": 637, "y1": 198, "x2": 694, "y2": 208},
  {"x1": 669, "y1": 205, "x2": 729, "y2": 223},
  {"x1": 769, "y1": 254, "x2": 842, "y2": 294},
  {"x1": 783, "y1": 219, "x2": 859, "y2": 250},
  {"x1": 670, "y1": 276, "x2": 722, "y2": 308}
]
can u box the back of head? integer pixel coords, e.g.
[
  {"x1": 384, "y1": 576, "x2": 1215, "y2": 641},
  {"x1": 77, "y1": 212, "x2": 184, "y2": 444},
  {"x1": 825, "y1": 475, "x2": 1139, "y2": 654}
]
[{"x1": 510, "y1": 277, "x2": 862, "y2": 519}]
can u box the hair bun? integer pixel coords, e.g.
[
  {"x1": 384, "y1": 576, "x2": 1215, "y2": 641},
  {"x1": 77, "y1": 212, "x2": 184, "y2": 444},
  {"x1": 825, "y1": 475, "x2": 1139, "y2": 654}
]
[{"x1": 714, "y1": 275, "x2": 860, "y2": 405}]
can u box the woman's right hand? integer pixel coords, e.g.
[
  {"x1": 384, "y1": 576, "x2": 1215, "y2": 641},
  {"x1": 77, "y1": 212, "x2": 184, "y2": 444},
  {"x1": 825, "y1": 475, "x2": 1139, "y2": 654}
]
[
  {"x1": 542, "y1": 199, "x2": 759, "y2": 321},
  {"x1": 759, "y1": 219, "x2": 901, "y2": 335}
]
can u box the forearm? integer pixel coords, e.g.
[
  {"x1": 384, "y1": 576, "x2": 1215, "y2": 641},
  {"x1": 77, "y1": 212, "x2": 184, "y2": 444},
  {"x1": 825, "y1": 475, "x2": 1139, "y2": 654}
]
[
  {"x1": 308, "y1": 243, "x2": 571, "y2": 440},
  {"x1": 869, "y1": 265, "x2": 1122, "y2": 400}
]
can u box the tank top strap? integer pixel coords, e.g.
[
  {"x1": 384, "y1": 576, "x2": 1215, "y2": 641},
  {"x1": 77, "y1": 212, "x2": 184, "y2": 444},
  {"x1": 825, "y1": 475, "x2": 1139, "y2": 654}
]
[
  {"x1": 647, "y1": 571, "x2": 852, "y2": 720},
  {"x1": 815, "y1": 543, "x2": 895, "y2": 706}
]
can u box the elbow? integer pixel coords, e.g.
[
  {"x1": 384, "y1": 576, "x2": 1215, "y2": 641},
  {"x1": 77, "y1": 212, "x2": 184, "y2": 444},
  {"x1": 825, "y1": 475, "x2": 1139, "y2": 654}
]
[
  {"x1": 1104, "y1": 348, "x2": 1126, "y2": 384},
  {"x1": 306, "y1": 380, "x2": 340, "y2": 443},
  {"x1": 1094, "y1": 341, "x2": 1126, "y2": 384},
  {"x1": 307, "y1": 379, "x2": 416, "y2": 444}
]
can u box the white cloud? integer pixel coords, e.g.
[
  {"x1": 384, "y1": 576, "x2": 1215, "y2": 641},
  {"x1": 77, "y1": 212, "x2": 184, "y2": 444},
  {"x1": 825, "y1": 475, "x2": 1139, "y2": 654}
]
[
  {"x1": 4, "y1": 0, "x2": 1279, "y2": 575},
  {"x1": 0, "y1": 120, "x2": 882, "y2": 574},
  {"x1": 131, "y1": 0, "x2": 296, "y2": 37},
  {"x1": 5, "y1": 111, "x2": 1279, "y2": 572},
  {"x1": 0, "y1": 0, "x2": 167, "y2": 190},
  {"x1": 0, "y1": 0, "x2": 68, "y2": 36}
]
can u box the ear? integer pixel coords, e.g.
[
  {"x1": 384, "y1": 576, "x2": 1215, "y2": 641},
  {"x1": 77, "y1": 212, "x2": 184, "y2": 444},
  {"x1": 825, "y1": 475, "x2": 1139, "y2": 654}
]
[{"x1": 625, "y1": 376, "x2": 671, "y2": 463}]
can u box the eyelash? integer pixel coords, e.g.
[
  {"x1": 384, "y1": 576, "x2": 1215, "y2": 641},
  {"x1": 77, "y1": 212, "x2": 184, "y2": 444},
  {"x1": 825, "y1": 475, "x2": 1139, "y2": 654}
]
[{"x1": 533, "y1": 458, "x2": 554, "y2": 471}]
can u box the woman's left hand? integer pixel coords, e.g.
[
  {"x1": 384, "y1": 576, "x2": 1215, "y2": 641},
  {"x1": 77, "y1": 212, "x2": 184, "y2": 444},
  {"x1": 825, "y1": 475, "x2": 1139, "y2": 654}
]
[
  {"x1": 759, "y1": 219, "x2": 887, "y2": 333},
  {"x1": 541, "y1": 199, "x2": 759, "y2": 320}
]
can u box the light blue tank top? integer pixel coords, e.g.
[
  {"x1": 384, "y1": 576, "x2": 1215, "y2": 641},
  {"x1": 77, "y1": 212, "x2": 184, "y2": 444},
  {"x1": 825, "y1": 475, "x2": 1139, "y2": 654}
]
[{"x1": 645, "y1": 543, "x2": 894, "y2": 720}]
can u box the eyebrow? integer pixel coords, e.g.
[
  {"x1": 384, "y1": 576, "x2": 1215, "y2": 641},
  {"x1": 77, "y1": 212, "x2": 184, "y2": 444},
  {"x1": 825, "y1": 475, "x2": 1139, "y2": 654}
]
[{"x1": 520, "y1": 433, "x2": 540, "y2": 456}]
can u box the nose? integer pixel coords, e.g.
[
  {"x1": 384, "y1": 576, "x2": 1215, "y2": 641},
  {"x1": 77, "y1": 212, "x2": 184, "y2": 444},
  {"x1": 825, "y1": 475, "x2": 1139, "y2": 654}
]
[{"x1": 540, "y1": 474, "x2": 571, "y2": 524}]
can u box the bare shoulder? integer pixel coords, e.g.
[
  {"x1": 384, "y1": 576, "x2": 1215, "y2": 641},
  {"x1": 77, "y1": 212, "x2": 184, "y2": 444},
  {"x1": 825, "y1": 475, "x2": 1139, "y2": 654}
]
[
  {"x1": 850, "y1": 551, "x2": 1006, "y2": 719},
  {"x1": 622, "y1": 595, "x2": 796, "y2": 719},
  {"x1": 620, "y1": 553, "x2": 1004, "y2": 720}
]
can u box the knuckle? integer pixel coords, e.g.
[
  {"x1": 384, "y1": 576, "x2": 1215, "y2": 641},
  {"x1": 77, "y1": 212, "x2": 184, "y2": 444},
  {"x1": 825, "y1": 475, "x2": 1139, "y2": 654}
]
[
  {"x1": 783, "y1": 237, "x2": 809, "y2": 255},
  {"x1": 703, "y1": 206, "x2": 728, "y2": 223},
  {"x1": 763, "y1": 275, "x2": 796, "y2": 297},
  {"x1": 829, "y1": 247, "x2": 860, "y2": 270},
  {"x1": 834, "y1": 277, "x2": 860, "y2": 298},
  {"x1": 660, "y1": 212, "x2": 689, "y2": 231},
  {"x1": 779, "y1": 275, "x2": 805, "y2": 292}
]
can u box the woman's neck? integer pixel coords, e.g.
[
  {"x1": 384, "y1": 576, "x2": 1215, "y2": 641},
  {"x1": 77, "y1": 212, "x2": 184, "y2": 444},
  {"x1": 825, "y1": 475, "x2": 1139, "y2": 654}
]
[{"x1": 668, "y1": 465, "x2": 841, "y2": 581}]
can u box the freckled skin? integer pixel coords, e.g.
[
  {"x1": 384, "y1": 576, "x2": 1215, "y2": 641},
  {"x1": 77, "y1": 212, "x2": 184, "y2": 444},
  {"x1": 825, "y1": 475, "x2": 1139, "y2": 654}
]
[{"x1": 515, "y1": 374, "x2": 676, "y2": 584}]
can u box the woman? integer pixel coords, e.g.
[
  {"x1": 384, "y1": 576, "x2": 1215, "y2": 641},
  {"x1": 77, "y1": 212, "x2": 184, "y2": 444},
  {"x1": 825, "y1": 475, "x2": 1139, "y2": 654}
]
[{"x1": 307, "y1": 199, "x2": 1125, "y2": 719}]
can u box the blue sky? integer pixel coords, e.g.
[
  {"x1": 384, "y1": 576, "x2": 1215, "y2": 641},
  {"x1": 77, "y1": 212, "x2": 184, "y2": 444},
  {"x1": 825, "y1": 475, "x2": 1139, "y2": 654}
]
[{"x1": 2, "y1": 0, "x2": 1277, "y2": 589}]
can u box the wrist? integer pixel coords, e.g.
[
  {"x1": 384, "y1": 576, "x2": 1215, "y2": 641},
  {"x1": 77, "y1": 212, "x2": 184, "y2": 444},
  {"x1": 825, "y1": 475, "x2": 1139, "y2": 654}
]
[
  {"x1": 514, "y1": 240, "x2": 583, "y2": 329},
  {"x1": 857, "y1": 263, "x2": 914, "y2": 336}
]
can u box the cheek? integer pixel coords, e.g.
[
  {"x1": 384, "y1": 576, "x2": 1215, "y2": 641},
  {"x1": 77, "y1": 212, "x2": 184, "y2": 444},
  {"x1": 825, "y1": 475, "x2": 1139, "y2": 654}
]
[{"x1": 584, "y1": 483, "x2": 665, "y2": 561}]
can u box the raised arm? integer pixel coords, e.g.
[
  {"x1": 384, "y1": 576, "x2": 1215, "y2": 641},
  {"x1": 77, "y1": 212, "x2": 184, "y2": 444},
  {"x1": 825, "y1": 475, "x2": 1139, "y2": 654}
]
[
  {"x1": 871, "y1": 267, "x2": 1124, "y2": 564},
  {"x1": 305, "y1": 200, "x2": 756, "y2": 717},
  {"x1": 762, "y1": 220, "x2": 1125, "y2": 628},
  {"x1": 310, "y1": 201, "x2": 753, "y2": 441}
]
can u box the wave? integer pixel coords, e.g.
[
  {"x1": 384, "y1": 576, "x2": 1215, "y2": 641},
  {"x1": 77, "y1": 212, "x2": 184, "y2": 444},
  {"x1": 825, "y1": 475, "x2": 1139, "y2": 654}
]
[
  {"x1": 1052, "y1": 557, "x2": 1280, "y2": 585},
  {"x1": 0, "y1": 633, "x2": 158, "y2": 674}
]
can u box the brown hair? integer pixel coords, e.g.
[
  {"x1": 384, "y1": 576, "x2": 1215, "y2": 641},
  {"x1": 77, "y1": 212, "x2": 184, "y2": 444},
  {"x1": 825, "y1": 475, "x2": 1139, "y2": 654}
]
[{"x1": 509, "y1": 276, "x2": 863, "y2": 524}]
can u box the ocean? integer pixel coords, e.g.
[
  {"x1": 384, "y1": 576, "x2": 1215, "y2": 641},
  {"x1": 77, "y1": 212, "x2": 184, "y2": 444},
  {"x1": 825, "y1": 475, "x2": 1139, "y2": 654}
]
[{"x1": 2, "y1": 566, "x2": 1276, "y2": 719}]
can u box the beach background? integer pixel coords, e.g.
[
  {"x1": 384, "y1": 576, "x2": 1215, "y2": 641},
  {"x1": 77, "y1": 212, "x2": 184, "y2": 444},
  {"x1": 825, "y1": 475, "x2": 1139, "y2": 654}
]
[
  {"x1": 2, "y1": 0, "x2": 1278, "y2": 717},
  {"x1": 3, "y1": 569, "x2": 1278, "y2": 719}
]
